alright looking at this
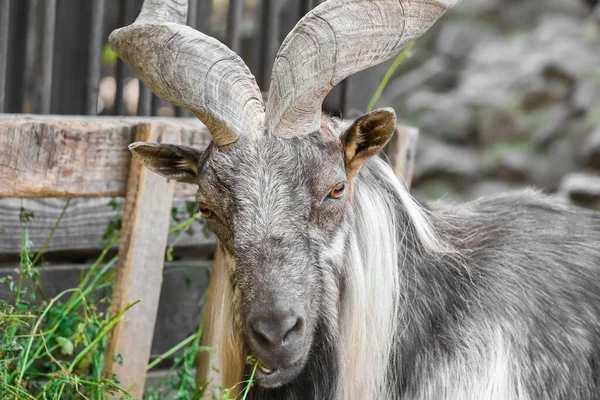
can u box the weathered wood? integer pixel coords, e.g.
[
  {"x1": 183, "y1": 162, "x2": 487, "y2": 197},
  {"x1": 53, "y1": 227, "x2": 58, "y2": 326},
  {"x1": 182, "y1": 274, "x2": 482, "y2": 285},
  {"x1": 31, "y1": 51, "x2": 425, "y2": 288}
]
[
  {"x1": 102, "y1": 124, "x2": 178, "y2": 398},
  {"x1": 391, "y1": 125, "x2": 419, "y2": 187},
  {"x1": 0, "y1": 116, "x2": 211, "y2": 198},
  {"x1": 0, "y1": 260, "x2": 210, "y2": 361},
  {"x1": 0, "y1": 197, "x2": 215, "y2": 256},
  {"x1": 196, "y1": 243, "x2": 228, "y2": 393}
]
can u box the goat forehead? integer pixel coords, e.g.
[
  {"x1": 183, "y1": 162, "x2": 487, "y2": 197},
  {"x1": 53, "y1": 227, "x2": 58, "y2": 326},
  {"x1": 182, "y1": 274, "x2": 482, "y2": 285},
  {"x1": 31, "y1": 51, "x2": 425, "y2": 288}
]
[{"x1": 206, "y1": 135, "x2": 344, "y2": 194}]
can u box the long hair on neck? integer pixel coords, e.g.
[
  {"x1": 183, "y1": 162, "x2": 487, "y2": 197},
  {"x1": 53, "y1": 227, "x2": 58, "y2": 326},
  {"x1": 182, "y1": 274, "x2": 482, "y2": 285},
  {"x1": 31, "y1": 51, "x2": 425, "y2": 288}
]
[{"x1": 336, "y1": 157, "x2": 448, "y2": 400}]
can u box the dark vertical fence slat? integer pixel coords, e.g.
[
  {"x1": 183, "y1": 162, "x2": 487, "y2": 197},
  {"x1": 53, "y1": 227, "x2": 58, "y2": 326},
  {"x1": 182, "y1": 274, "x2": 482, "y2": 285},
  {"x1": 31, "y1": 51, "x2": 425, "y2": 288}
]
[
  {"x1": 299, "y1": 0, "x2": 314, "y2": 16},
  {"x1": 226, "y1": 0, "x2": 243, "y2": 54},
  {"x1": 5, "y1": 0, "x2": 26, "y2": 113},
  {"x1": 0, "y1": 0, "x2": 9, "y2": 112},
  {"x1": 40, "y1": 0, "x2": 57, "y2": 114},
  {"x1": 138, "y1": 83, "x2": 153, "y2": 116},
  {"x1": 114, "y1": 0, "x2": 137, "y2": 115},
  {"x1": 151, "y1": 91, "x2": 161, "y2": 116},
  {"x1": 23, "y1": 0, "x2": 40, "y2": 113},
  {"x1": 85, "y1": 0, "x2": 106, "y2": 116},
  {"x1": 256, "y1": 0, "x2": 280, "y2": 90},
  {"x1": 51, "y1": 0, "x2": 93, "y2": 115},
  {"x1": 196, "y1": 0, "x2": 212, "y2": 35}
]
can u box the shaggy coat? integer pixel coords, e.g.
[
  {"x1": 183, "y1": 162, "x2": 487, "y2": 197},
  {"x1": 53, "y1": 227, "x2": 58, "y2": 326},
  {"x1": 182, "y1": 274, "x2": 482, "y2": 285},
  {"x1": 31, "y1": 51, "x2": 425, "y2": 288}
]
[{"x1": 246, "y1": 157, "x2": 600, "y2": 400}]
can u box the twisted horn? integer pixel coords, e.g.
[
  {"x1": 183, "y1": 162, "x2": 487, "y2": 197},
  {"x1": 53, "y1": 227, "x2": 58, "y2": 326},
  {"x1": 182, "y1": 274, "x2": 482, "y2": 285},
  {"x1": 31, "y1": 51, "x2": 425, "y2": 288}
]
[
  {"x1": 265, "y1": 0, "x2": 457, "y2": 138},
  {"x1": 109, "y1": 0, "x2": 264, "y2": 146}
]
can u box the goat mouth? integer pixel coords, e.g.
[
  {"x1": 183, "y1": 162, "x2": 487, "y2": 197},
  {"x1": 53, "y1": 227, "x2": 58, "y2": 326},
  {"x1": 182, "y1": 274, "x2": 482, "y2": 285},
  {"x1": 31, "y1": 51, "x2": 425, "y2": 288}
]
[{"x1": 254, "y1": 358, "x2": 305, "y2": 388}]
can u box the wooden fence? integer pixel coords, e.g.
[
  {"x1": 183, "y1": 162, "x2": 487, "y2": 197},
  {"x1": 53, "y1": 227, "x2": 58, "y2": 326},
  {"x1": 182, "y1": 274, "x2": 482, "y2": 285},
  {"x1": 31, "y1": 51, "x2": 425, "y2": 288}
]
[{"x1": 0, "y1": 114, "x2": 418, "y2": 397}]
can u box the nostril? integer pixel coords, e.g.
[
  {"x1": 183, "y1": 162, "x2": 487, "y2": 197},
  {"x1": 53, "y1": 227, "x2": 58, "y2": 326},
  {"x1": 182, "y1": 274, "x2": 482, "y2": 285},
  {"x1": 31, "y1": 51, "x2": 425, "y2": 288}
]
[
  {"x1": 250, "y1": 313, "x2": 304, "y2": 349},
  {"x1": 251, "y1": 324, "x2": 272, "y2": 346},
  {"x1": 283, "y1": 316, "x2": 303, "y2": 343}
]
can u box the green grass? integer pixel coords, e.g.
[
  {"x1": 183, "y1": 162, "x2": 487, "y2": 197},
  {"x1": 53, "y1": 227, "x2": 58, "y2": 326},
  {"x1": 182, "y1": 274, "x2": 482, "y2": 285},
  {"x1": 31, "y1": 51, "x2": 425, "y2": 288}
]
[
  {"x1": 366, "y1": 42, "x2": 415, "y2": 113},
  {"x1": 0, "y1": 200, "x2": 255, "y2": 399}
]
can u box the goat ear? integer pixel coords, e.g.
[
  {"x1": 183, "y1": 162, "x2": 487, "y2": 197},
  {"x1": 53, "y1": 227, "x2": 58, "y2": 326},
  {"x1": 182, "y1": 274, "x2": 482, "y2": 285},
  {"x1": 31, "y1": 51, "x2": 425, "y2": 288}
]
[
  {"x1": 128, "y1": 142, "x2": 203, "y2": 184},
  {"x1": 341, "y1": 108, "x2": 396, "y2": 178}
]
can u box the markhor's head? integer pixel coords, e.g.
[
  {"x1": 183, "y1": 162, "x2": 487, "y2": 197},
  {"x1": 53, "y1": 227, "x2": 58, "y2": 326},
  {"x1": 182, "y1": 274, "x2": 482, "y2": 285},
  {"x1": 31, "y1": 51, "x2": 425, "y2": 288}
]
[{"x1": 110, "y1": 0, "x2": 455, "y2": 392}]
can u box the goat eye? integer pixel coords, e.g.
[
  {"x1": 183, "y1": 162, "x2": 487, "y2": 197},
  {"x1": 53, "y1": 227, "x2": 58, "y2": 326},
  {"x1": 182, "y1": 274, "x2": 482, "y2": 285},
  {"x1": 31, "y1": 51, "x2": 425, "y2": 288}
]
[
  {"x1": 328, "y1": 183, "x2": 345, "y2": 199},
  {"x1": 198, "y1": 202, "x2": 212, "y2": 218}
]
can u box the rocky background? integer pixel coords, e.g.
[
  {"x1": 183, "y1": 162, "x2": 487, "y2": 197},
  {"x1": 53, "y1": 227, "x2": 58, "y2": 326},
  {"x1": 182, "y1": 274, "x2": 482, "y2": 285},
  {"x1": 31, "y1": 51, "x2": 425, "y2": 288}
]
[{"x1": 379, "y1": 0, "x2": 600, "y2": 210}]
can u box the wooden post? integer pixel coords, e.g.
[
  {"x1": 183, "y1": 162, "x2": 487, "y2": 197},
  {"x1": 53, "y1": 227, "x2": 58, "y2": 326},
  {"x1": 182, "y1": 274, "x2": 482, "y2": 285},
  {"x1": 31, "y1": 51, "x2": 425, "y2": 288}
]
[
  {"x1": 103, "y1": 124, "x2": 179, "y2": 398},
  {"x1": 391, "y1": 125, "x2": 419, "y2": 187},
  {"x1": 196, "y1": 243, "x2": 228, "y2": 394}
]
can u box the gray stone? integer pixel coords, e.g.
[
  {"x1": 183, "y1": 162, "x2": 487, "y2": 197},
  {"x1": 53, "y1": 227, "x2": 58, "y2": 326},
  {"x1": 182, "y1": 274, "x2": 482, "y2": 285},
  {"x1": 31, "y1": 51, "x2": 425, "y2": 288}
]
[
  {"x1": 571, "y1": 80, "x2": 600, "y2": 114},
  {"x1": 558, "y1": 172, "x2": 600, "y2": 210},
  {"x1": 467, "y1": 180, "x2": 517, "y2": 200},
  {"x1": 500, "y1": 0, "x2": 590, "y2": 26},
  {"x1": 413, "y1": 135, "x2": 481, "y2": 182},
  {"x1": 459, "y1": 15, "x2": 599, "y2": 111},
  {"x1": 521, "y1": 77, "x2": 572, "y2": 111},
  {"x1": 420, "y1": 103, "x2": 475, "y2": 143},
  {"x1": 380, "y1": 58, "x2": 451, "y2": 106},
  {"x1": 585, "y1": 127, "x2": 600, "y2": 170},
  {"x1": 404, "y1": 90, "x2": 457, "y2": 115},
  {"x1": 435, "y1": 22, "x2": 494, "y2": 60},
  {"x1": 476, "y1": 107, "x2": 524, "y2": 145},
  {"x1": 455, "y1": 0, "x2": 501, "y2": 15},
  {"x1": 532, "y1": 15, "x2": 600, "y2": 80},
  {"x1": 533, "y1": 105, "x2": 572, "y2": 149},
  {"x1": 494, "y1": 151, "x2": 531, "y2": 181},
  {"x1": 530, "y1": 139, "x2": 579, "y2": 191}
]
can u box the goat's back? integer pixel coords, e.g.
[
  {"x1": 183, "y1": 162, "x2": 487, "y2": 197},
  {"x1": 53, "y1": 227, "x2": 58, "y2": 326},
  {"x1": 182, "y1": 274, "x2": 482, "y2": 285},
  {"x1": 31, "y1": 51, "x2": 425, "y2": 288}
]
[{"x1": 399, "y1": 190, "x2": 600, "y2": 400}]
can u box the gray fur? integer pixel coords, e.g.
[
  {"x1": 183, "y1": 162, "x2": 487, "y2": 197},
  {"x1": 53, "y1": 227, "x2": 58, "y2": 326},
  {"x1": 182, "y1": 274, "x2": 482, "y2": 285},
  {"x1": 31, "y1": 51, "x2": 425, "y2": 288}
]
[{"x1": 130, "y1": 115, "x2": 600, "y2": 400}]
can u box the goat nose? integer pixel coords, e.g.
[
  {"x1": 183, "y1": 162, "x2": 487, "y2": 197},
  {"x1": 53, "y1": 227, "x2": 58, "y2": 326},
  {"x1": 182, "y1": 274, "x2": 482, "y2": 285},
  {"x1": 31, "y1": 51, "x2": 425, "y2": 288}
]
[{"x1": 250, "y1": 311, "x2": 304, "y2": 350}]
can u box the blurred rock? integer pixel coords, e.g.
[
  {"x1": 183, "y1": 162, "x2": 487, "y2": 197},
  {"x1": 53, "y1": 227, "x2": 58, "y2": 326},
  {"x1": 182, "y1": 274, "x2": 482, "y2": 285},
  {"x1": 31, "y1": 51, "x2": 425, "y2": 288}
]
[
  {"x1": 533, "y1": 15, "x2": 600, "y2": 79},
  {"x1": 458, "y1": 15, "x2": 599, "y2": 110},
  {"x1": 501, "y1": 0, "x2": 591, "y2": 27},
  {"x1": 522, "y1": 77, "x2": 572, "y2": 111},
  {"x1": 477, "y1": 107, "x2": 524, "y2": 144},
  {"x1": 385, "y1": 0, "x2": 600, "y2": 209},
  {"x1": 404, "y1": 90, "x2": 457, "y2": 115},
  {"x1": 530, "y1": 139, "x2": 579, "y2": 191},
  {"x1": 558, "y1": 172, "x2": 600, "y2": 209},
  {"x1": 413, "y1": 135, "x2": 480, "y2": 182},
  {"x1": 585, "y1": 127, "x2": 600, "y2": 169},
  {"x1": 381, "y1": 58, "x2": 451, "y2": 105},
  {"x1": 533, "y1": 105, "x2": 572, "y2": 149},
  {"x1": 571, "y1": 80, "x2": 600, "y2": 114},
  {"x1": 420, "y1": 103, "x2": 474, "y2": 143},
  {"x1": 494, "y1": 151, "x2": 531, "y2": 181},
  {"x1": 467, "y1": 180, "x2": 517, "y2": 200},
  {"x1": 455, "y1": 0, "x2": 500, "y2": 15},
  {"x1": 435, "y1": 22, "x2": 494, "y2": 61}
]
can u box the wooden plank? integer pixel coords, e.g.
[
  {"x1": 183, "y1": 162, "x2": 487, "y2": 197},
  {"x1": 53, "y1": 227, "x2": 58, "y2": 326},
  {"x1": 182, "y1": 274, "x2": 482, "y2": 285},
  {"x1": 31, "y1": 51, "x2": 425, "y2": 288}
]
[
  {"x1": 0, "y1": 197, "x2": 215, "y2": 255},
  {"x1": 196, "y1": 243, "x2": 229, "y2": 392},
  {"x1": 391, "y1": 125, "x2": 419, "y2": 187},
  {"x1": 102, "y1": 124, "x2": 178, "y2": 398},
  {"x1": 0, "y1": 115, "x2": 211, "y2": 198},
  {"x1": 0, "y1": 260, "x2": 210, "y2": 362}
]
